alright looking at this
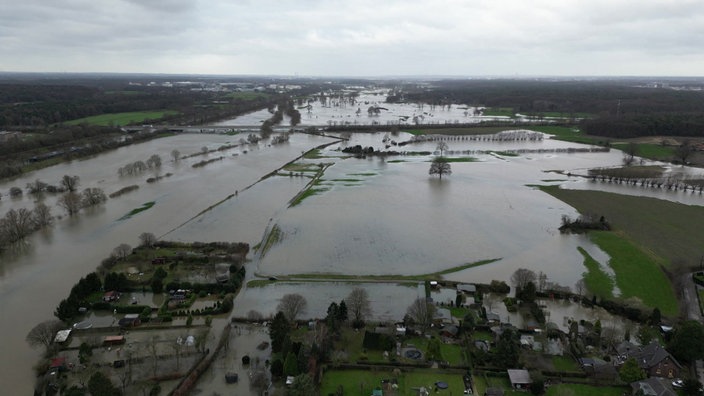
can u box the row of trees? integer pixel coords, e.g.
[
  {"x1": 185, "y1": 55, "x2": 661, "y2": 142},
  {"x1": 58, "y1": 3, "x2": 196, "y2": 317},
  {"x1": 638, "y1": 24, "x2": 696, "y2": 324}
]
[{"x1": 117, "y1": 154, "x2": 162, "y2": 177}]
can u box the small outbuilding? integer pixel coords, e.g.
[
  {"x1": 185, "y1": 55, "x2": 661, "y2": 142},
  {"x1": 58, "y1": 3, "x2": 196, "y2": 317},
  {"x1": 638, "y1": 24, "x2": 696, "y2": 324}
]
[{"x1": 507, "y1": 369, "x2": 531, "y2": 390}]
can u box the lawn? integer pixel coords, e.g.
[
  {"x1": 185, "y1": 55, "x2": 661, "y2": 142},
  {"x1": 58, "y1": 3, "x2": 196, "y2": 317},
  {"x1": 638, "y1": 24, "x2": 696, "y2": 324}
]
[
  {"x1": 405, "y1": 336, "x2": 466, "y2": 366},
  {"x1": 320, "y1": 369, "x2": 466, "y2": 396},
  {"x1": 525, "y1": 126, "x2": 603, "y2": 145},
  {"x1": 65, "y1": 110, "x2": 178, "y2": 126},
  {"x1": 551, "y1": 355, "x2": 580, "y2": 372}
]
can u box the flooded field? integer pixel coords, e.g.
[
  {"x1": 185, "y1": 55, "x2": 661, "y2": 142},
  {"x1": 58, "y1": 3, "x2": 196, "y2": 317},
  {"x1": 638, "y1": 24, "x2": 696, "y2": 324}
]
[
  {"x1": 2, "y1": 126, "x2": 703, "y2": 393},
  {"x1": 214, "y1": 89, "x2": 513, "y2": 127}
]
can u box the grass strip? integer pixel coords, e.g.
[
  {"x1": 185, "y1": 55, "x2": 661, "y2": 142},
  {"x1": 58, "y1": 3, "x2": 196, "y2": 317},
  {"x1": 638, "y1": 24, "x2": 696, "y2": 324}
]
[
  {"x1": 284, "y1": 258, "x2": 501, "y2": 282},
  {"x1": 119, "y1": 201, "x2": 155, "y2": 220},
  {"x1": 576, "y1": 247, "x2": 614, "y2": 300}
]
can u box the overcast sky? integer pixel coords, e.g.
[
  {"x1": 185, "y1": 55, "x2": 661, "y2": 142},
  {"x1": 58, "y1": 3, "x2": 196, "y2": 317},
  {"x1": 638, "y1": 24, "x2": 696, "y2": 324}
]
[{"x1": 2, "y1": 0, "x2": 704, "y2": 77}]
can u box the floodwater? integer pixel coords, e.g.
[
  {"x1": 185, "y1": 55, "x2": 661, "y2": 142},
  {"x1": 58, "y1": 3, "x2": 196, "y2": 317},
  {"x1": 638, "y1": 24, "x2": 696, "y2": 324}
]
[
  {"x1": 2, "y1": 128, "x2": 703, "y2": 393},
  {"x1": 214, "y1": 89, "x2": 513, "y2": 127}
]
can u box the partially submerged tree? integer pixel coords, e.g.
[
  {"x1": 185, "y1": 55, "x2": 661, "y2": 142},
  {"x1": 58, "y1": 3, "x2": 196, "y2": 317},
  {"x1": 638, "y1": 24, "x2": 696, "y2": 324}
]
[
  {"x1": 60, "y1": 175, "x2": 80, "y2": 192},
  {"x1": 511, "y1": 268, "x2": 537, "y2": 290},
  {"x1": 436, "y1": 141, "x2": 449, "y2": 156},
  {"x1": 406, "y1": 297, "x2": 435, "y2": 333},
  {"x1": 429, "y1": 156, "x2": 452, "y2": 179},
  {"x1": 277, "y1": 293, "x2": 307, "y2": 322},
  {"x1": 26, "y1": 320, "x2": 64, "y2": 352},
  {"x1": 81, "y1": 187, "x2": 107, "y2": 207},
  {"x1": 58, "y1": 192, "x2": 82, "y2": 215}
]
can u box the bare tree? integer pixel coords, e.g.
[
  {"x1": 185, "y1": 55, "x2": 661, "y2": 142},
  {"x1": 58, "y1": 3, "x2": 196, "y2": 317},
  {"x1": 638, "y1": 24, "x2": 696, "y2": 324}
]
[
  {"x1": 429, "y1": 157, "x2": 452, "y2": 179},
  {"x1": 675, "y1": 140, "x2": 694, "y2": 165},
  {"x1": 113, "y1": 243, "x2": 132, "y2": 260},
  {"x1": 538, "y1": 271, "x2": 548, "y2": 292},
  {"x1": 277, "y1": 293, "x2": 307, "y2": 322},
  {"x1": 26, "y1": 179, "x2": 48, "y2": 195},
  {"x1": 58, "y1": 192, "x2": 82, "y2": 215},
  {"x1": 345, "y1": 287, "x2": 372, "y2": 324},
  {"x1": 81, "y1": 187, "x2": 107, "y2": 207},
  {"x1": 171, "y1": 149, "x2": 180, "y2": 162},
  {"x1": 622, "y1": 142, "x2": 638, "y2": 166},
  {"x1": 32, "y1": 203, "x2": 53, "y2": 228},
  {"x1": 60, "y1": 175, "x2": 80, "y2": 192},
  {"x1": 436, "y1": 141, "x2": 449, "y2": 156},
  {"x1": 26, "y1": 320, "x2": 64, "y2": 351},
  {"x1": 406, "y1": 297, "x2": 435, "y2": 333},
  {"x1": 4, "y1": 208, "x2": 35, "y2": 241},
  {"x1": 139, "y1": 232, "x2": 157, "y2": 248},
  {"x1": 146, "y1": 154, "x2": 162, "y2": 168},
  {"x1": 511, "y1": 268, "x2": 537, "y2": 290}
]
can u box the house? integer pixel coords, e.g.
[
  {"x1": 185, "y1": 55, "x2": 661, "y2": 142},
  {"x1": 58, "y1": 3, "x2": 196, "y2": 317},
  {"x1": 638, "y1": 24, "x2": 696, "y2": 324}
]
[
  {"x1": 54, "y1": 329, "x2": 72, "y2": 344},
  {"x1": 623, "y1": 341, "x2": 681, "y2": 379},
  {"x1": 103, "y1": 291, "x2": 121, "y2": 302},
  {"x1": 434, "y1": 308, "x2": 455, "y2": 325},
  {"x1": 486, "y1": 312, "x2": 501, "y2": 325},
  {"x1": 507, "y1": 369, "x2": 531, "y2": 390},
  {"x1": 457, "y1": 284, "x2": 477, "y2": 295},
  {"x1": 49, "y1": 357, "x2": 67, "y2": 371},
  {"x1": 118, "y1": 314, "x2": 141, "y2": 328},
  {"x1": 440, "y1": 325, "x2": 459, "y2": 338},
  {"x1": 630, "y1": 377, "x2": 676, "y2": 396}
]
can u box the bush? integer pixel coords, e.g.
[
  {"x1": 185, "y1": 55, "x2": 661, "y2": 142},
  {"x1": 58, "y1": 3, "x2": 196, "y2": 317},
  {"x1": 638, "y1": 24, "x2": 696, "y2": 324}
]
[{"x1": 489, "y1": 280, "x2": 510, "y2": 294}]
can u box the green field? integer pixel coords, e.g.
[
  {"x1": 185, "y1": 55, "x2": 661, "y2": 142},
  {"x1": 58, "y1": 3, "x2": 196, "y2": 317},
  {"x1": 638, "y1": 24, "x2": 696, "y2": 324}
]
[
  {"x1": 589, "y1": 230, "x2": 678, "y2": 315},
  {"x1": 612, "y1": 142, "x2": 675, "y2": 161},
  {"x1": 541, "y1": 186, "x2": 698, "y2": 315},
  {"x1": 65, "y1": 110, "x2": 178, "y2": 126}
]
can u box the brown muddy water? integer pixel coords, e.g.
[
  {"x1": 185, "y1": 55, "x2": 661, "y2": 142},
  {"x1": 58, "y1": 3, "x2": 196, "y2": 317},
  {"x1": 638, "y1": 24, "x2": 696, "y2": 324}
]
[{"x1": 1, "y1": 130, "x2": 703, "y2": 393}]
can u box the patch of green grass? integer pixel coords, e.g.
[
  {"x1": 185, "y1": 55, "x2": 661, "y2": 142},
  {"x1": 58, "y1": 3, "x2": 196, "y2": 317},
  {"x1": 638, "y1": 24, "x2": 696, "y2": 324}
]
[
  {"x1": 524, "y1": 111, "x2": 594, "y2": 119},
  {"x1": 589, "y1": 230, "x2": 678, "y2": 315},
  {"x1": 551, "y1": 355, "x2": 580, "y2": 372},
  {"x1": 588, "y1": 165, "x2": 665, "y2": 179},
  {"x1": 260, "y1": 224, "x2": 282, "y2": 257},
  {"x1": 285, "y1": 258, "x2": 501, "y2": 282},
  {"x1": 349, "y1": 172, "x2": 377, "y2": 176},
  {"x1": 303, "y1": 149, "x2": 326, "y2": 159},
  {"x1": 699, "y1": 289, "x2": 704, "y2": 314},
  {"x1": 491, "y1": 151, "x2": 519, "y2": 157},
  {"x1": 321, "y1": 369, "x2": 466, "y2": 396},
  {"x1": 545, "y1": 384, "x2": 628, "y2": 396},
  {"x1": 441, "y1": 157, "x2": 477, "y2": 163},
  {"x1": 282, "y1": 163, "x2": 320, "y2": 172},
  {"x1": 387, "y1": 160, "x2": 407, "y2": 163},
  {"x1": 330, "y1": 178, "x2": 362, "y2": 182},
  {"x1": 246, "y1": 279, "x2": 276, "y2": 288},
  {"x1": 526, "y1": 125, "x2": 601, "y2": 145},
  {"x1": 289, "y1": 187, "x2": 328, "y2": 206},
  {"x1": 577, "y1": 247, "x2": 615, "y2": 300},
  {"x1": 612, "y1": 143, "x2": 675, "y2": 161},
  {"x1": 65, "y1": 110, "x2": 178, "y2": 126},
  {"x1": 435, "y1": 258, "x2": 501, "y2": 276},
  {"x1": 482, "y1": 107, "x2": 515, "y2": 117},
  {"x1": 119, "y1": 201, "x2": 155, "y2": 220}
]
